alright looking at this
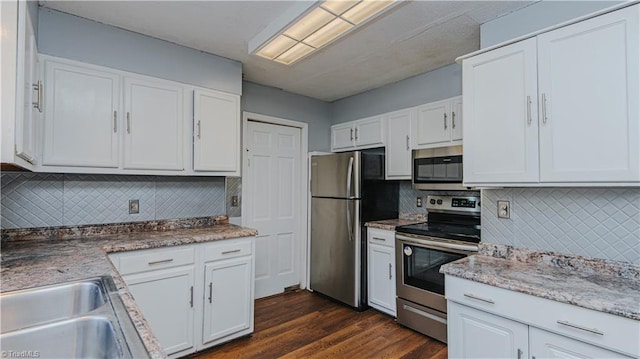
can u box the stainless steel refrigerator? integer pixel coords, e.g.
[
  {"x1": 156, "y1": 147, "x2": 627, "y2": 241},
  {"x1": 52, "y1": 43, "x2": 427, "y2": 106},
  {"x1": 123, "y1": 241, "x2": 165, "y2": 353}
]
[{"x1": 310, "y1": 148, "x2": 398, "y2": 310}]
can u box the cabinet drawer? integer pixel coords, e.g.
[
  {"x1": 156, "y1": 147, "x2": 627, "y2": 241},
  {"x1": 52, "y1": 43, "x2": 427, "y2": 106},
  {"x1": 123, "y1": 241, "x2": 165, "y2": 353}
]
[
  {"x1": 203, "y1": 238, "x2": 252, "y2": 262},
  {"x1": 116, "y1": 247, "x2": 195, "y2": 275},
  {"x1": 367, "y1": 228, "x2": 395, "y2": 248},
  {"x1": 446, "y1": 276, "x2": 639, "y2": 357}
]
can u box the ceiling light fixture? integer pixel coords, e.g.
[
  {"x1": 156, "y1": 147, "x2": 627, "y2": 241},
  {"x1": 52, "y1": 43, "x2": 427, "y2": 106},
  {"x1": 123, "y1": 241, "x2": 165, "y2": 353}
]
[{"x1": 251, "y1": 0, "x2": 399, "y2": 65}]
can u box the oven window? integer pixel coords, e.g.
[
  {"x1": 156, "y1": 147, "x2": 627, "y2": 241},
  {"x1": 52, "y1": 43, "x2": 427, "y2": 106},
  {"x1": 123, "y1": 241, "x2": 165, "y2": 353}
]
[{"x1": 403, "y1": 245, "x2": 466, "y2": 295}]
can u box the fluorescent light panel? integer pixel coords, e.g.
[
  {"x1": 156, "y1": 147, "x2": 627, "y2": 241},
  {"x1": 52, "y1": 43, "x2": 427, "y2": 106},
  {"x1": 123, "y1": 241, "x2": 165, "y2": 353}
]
[{"x1": 255, "y1": 0, "x2": 396, "y2": 65}]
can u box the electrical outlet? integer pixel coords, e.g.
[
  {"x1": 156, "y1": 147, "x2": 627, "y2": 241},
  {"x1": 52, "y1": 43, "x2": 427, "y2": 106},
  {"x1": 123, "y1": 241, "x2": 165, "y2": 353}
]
[
  {"x1": 231, "y1": 196, "x2": 239, "y2": 207},
  {"x1": 129, "y1": 199, "x2": 140, "y2": 214},
  {"x1": 497, "y1": 200, "x2": 510, "y2": 219},
  {"x1": 416, "y1": 197, "x2": 423, "y2": 207}
]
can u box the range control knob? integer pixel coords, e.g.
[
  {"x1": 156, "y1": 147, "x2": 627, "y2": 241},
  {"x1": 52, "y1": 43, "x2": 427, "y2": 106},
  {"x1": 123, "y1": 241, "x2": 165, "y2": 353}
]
[
  {"x1": 436, "y1": 199, "x2": 443, "y2": 205},
  {"x1": 429, "y1": 199, "x2": 436, "y2": 205}
]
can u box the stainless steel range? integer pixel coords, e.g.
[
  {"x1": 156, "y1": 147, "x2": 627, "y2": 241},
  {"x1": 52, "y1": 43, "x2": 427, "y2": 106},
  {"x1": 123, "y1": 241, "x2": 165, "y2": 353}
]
[{"x1": 395, "y1": 195, "x2": 481, "y2": 343}]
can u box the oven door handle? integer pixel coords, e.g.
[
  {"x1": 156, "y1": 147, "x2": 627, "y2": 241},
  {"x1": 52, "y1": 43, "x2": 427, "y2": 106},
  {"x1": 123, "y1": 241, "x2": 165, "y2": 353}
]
[{"x1": 396, "y1": 234, "x2": 479, "y2": 253}]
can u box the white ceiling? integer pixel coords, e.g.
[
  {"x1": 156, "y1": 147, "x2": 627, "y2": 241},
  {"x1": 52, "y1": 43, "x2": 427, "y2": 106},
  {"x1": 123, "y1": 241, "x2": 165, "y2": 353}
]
[{"x1": 40, "y1": 1, "x2": 534, "y2": 102}]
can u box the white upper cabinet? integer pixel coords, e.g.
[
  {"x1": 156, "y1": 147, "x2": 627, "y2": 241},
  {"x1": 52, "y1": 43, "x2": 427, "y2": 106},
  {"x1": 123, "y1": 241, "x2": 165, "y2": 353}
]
[
  {"x1": 413, "y1": 96, "x2": 463, "y2": 150},
  {"x1": 462, "y1": 38, "x2": 539, "y2": 184},
  {"x1": 385, "y1": 108, "x2": 414, "y2": 180},
  {"x1": 330, "y1": 115, "x2": 384, "y2": 152},
  {"x1": 193, "y1": 89, "x2": 240, "y2": 174},
  {"x1": 415, "y1": 99, "x2": 450, "y2": 147},
  {"x1": 14, "y1": 1, "x2": 39, "y2": 165},
  {"x1": 43, "y1": 60, "x2": 120, "y2": 168},
  {"x1": 123, "y1": 77, "x2": 184, "y2": 171},
  {"x1": 38, "y1": 55, "x2": 240, "y2": 176},
  {"x1": 461, "y1": 4, "x2": 639, "y2": 186},
  {"x1": 451, "y1": 96, "x2": 463, "y2": 141},
  {"x1": 354, "y1": 115, "x2": 385, "y2": 148},
  {"x1": 537, "y1": 5, "x2": 639, "y2": 183}
]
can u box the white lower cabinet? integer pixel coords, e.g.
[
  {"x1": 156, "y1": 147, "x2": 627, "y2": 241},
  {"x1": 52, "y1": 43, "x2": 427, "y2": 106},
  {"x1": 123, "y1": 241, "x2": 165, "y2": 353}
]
[
  {"x1": 124, "y1": 267, "x2": 195, "y2": 357},
  {"x1": 529, "y1": 327, "x2": 629, "y2": 359},
  {"x1": 202, "y1": 256, "x2": 252, "y2": 345},
  {"x1": 109, "y1": 237, "x2": 255, "y2": 357},
  {"x1": 446, "y1": 276, "x2": 637, "y2": 359},
  {"x1": 448, "y1": 301, "x2": 528, "y2": 359},
  {"x1": 367, "y1": 228, "x2": 396, "y2": 317}
]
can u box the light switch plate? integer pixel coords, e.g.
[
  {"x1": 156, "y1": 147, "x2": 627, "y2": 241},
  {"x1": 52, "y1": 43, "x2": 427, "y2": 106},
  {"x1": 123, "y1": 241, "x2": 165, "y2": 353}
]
[
  {"x1": 129, "y1": 199, "x2": 140, "y2": 214},
  {"x1": 497, "y1": 200, "x2": 510, "y2": 219}
]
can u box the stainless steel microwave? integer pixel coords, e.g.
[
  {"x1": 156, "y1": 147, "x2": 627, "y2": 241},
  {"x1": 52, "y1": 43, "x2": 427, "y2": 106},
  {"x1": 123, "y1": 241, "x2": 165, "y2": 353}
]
[{"x1": 412, "y1": 146, "x2": 469, "y2": 190}]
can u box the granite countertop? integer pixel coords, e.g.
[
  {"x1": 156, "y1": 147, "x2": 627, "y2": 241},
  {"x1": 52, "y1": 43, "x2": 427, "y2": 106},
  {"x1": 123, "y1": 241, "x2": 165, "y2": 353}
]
[
  {"x1": 1, "y1": 218, "x2": 258, "y2": 359},
  {"x1": 441, "y1": 243, "x2": 640, "y2": 321},
  {"x1": 365, "y1": 218, "x2": 426, "y2": 231}
]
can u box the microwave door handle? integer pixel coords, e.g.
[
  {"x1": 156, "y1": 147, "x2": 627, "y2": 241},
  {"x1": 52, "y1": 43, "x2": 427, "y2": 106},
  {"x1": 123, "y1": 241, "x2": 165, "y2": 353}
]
[{"x1": 346, "y1": 157, "x2": 354, "y2": 242}]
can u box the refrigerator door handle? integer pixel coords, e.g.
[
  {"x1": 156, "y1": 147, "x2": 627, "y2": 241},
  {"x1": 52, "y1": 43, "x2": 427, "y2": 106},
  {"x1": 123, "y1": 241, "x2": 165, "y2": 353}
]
[{"x1": 346, "y1": 157, "x2": 354, "y2": 241}]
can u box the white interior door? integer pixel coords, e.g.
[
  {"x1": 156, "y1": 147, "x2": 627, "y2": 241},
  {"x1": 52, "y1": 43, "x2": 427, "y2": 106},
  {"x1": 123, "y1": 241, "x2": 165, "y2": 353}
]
[{"x1": 245, "y1": 121, "x2": 301, "y2": 298}]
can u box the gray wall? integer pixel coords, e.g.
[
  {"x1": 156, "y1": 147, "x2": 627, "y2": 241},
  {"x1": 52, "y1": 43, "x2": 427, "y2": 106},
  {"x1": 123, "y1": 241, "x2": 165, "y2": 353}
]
[
  {"x1": 480, "y1": 1, "x2": 623, "y2": 48},
  {"x1": 242, "y1": 81, "x2": 333, "y2": 152},
  {"x1": 331, "y1": 63, "x2": 461, "y2": 124},
  {"x1": 1, "y1": 173, "x2": 225, "y2": 229},
  {"x1": 38, "y1": 8, "x2": 241, "y2": 95}
]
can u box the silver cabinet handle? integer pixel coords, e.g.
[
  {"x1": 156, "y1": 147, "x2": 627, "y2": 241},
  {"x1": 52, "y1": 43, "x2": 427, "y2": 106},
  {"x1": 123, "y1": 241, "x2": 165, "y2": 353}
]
[
  {"x1": 32, "y1": 81, "x2": 43, "y2": 112},
  {"x1": 350, "y1": 128, "x2": 354, "y2": 141},
  {"x1": 517, "y1": 349, "x2": 523, "y2": 359},
  {"x1": 222, "y1": 249, "x2": 241, "y2": 255},
  {"x1": 452, "y1": 111, "x2": 456, "y2": 129},
  {"x1": 189, "y1": 286, "x2": 193, "y2": 308},
  {"x1": 196, "y1": 120, "x2": 201, "y2": 139},
  {"x1": 406, "y1": 135, "x2": 410, "y2": 150},
  {"x1": 557, "y1": 320, "x2": 604, "y2": 335},
  {"x1": 113, "y1": 110, "x2": 118, "y2": 132},
  {"x1": 355, "y1": 128, "x2": 358, "y2": 140},
  {"x1": 126, "y1": 112, "x2": 131, "y2": 133},
  {"x1": 388, "y1": 263, "x2": 392, "y2": 280},
  {"x1": 463, "y1": 293, "x2": 495, "y2": 304},
  {"x1": 147, "y1": 258, "x2": 173, "y2": 265},
  {"x1": 443, "y1": 113, "x2": 447, "y2": 130},
  {"x1": 526, "y1": 96, "x2": 532, "y2": 125},
  {"x1": 372, "y1": 237, "x2": 386, "y2": 242},
  {"x1": 208, "y1": 282, "x2": 213, "y2": 303},
  {"x1": 541, "y1": 93, "x2": 548, "y2": 124}
]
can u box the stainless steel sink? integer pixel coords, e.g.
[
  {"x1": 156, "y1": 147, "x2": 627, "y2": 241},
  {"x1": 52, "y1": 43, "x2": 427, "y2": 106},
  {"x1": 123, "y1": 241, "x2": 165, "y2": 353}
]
[
  {"x1": 1, "y1": 280, "x2": 107, "y2": 332},
  {"x1": 1, "y1": 317, "x2": 120, "y2": 359},
  {"x1": 0, "y1": 277, "x2": 148, "y2": 359}
]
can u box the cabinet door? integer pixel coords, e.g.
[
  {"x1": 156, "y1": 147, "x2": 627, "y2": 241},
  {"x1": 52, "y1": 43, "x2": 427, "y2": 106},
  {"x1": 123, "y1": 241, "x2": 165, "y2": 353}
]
[
  {"x1": 530, "y1": 327, "x2": 632, "y2": 359},
  {"x1": 124, "y1": 267, "x2": 195, "y2": 356},
  {"x1": 43, "y1": 61, "x2": 120, "y2": 167},
  {"x1": 193, "y1": 89, "x2": 240, "y2": 172},
  {"x1": 202, "y1": 256, "x2": 252, "y2": 346},
  {"x1": 15, "y1": 1, "x2": 38, "y2": 164},
  {"x1": 367, "y1": 242, "x2": 395, "y2": 316},
  {"x1": 331, "y1": 123, "x2": 355, "y2": 151},
  {"x1": 124, "y1": 77, "x2": 184, "y2": 170},
  {"x1": 448, "y1": 302, "x2": 528, "y2": 359},
  {"x1": 385, "y1": 108, "x2": 414, "y2": 180},
  {"x1": 414, "y1": 99, "x2": 450, "y2": 147},
  {"x1": 451, "y1": 96, "x2": 463, "y2": 141},
  {"x1": 355, "y1": 115, "x2": 384, "y2": 148},
  {"x1": 538, "y1": 5, "x2": 639, "y2": 183},
  {"x1": 462, "y1": 37, "x2": 539, "y2": 184}
]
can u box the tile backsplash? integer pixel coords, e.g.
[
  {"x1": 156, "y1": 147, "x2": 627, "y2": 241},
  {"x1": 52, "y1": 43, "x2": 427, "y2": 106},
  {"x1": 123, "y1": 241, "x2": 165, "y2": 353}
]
[
  {"x1": 1, "y1": 173, "x2": 225, "y2": 229},
  {"x1": 482, "y1": 188, "x2": 640, "y2": 265}
]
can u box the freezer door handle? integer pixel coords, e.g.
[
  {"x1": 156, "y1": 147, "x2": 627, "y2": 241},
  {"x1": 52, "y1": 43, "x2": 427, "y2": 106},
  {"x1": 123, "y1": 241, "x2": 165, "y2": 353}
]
[{"x1": 346, "y1": 156, "x2": 354, "y2": 241}]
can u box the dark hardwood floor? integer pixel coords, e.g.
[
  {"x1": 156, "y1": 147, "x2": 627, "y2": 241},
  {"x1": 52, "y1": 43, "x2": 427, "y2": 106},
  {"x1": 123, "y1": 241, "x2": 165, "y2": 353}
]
[{"x1": 192, "y1": 290, "x2": 447, "y2": 359}]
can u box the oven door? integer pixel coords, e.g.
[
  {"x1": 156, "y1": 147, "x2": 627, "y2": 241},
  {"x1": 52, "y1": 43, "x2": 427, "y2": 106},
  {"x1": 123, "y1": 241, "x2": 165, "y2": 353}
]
[{"x1": 395, "y1": 235, "x2": 474, "y2": 313}]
